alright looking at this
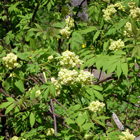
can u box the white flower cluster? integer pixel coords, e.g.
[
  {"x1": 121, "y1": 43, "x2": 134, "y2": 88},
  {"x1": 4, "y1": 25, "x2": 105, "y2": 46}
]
[
  {"x1": 114, "y1": 2, "x2": 125, "y2": 11},
  {"x1": 2, "y1": 53, "x2": 18, "y2": 69},
  {"x1": 61, "y1": 7, "x2": 70, "y2": 16},
  {"x1": 58, "y1": 69, "x2": 78, "y2": 85},
  {"x1": 84, "y1": 134, "x2": 93, "y2": 139},
  {"x1": 48, "y1": 55, "x2": 53, "y2": 60},
  {"x1": 124, "y1": 22, "x2": 132, "y2": 37},
  {"x1": 109, "y1": 39, "x2": 124, "y2": 51},
  {"x1": 46, "y1": 128, "x2": 55, "y2": 136},
  {"x1": 130, "y1": 7, "x2": 140, "y2": 21},
  {"x1": 128, "y1": 2, "x2": 136, "y2": 9},
  {"x1": 60, "y1": 26, "x2": 70, "y2": 39},
  {"x1": 102, "y1": 5, "x2": 116, "y2": 21},
  {"x1": 88, "y1": 101, "x2": 105, "y2": 112},
  {"x1": 119, "y1": 129, "x2": 135, "y2": 140},
  {"x1": 76, "y1": 70, "x2": 94, "y2": 86},
  {"x1": 102, "y1": 3, "x2": 125, "y2": 21},
  {"x1": 51, "y1": 77, "x2": 61, "y2": 96},
  {"x1": 65, "y1": 16, "x2": 75, "y2": 28},
  {"x1": 10, "y1": 136, "x2": 25, "y2": 140},
  {"x1": 60, "y1": 50, "x2": 83, "y2": 68},
  {"x1": 60, "y1": 16, "x2": 74, "y2": 39}
]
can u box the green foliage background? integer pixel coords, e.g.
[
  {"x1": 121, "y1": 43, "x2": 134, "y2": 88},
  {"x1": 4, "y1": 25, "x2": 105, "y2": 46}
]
[{"x1": 0, "y1": 0, "x2": 140, "y2": 139}]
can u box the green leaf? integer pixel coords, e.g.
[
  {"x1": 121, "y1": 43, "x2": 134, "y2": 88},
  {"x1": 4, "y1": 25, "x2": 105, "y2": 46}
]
[
  {"x1": 5, "y1": 103, "x2": 15, "y2": 115},
  {"x1": 6, "y1": 97, "x2": 15, "y2": 102},
  {"x1": 72, "y1": 104, "x2": 81, "y2": 111},
  {"x1": 90, "y1": 85, "x2": 103, "y2": 91},
  {"x1": 17, "y1": 53, "x2": 29, "y2": 61},
  {"x1": 106, "y1": 63, "x2": 117, "y2": 76},
  {"x1": 0, "y1": 102, "x2": 13, "y2": 109},
  {"x1": 76, "y1": 113, "x2": 86, "y2": 126},
  {"x1": 82, "y1": 123, "x2": 93, "y2": 130},
  {"x1": 77, "y1": 26, "x2": 96, "y2": 34},
  {"x1": 52, "y1": 22, "x2": 65, "y2": 28},
  {"x1": 65, "y1": 118, "x2": 75, "y2": 125},
  {"x1": 121, "y1": 63, "x2": 128, "y2": 78},
  {"x1": 93, "y1": 31, "x2": 100, "y2": 43},
  {"x1": 93, "y1": 119, "x2": 105, "y2": 127},
  {"x1": 15, "y1": 80, "x2": 25, "y2": 93},
  {"x1": 44, "y1": 88, "x2": 50, "y2": 101},
  {"x1": 132, "y1": 46, "x2": 138, "y2": 57},
  {"x1": 93, "y1": 90, "x2": 103, "y2": 101},
  {"x1": 96, "y1": 116, "x2": 110, "y2": 120},
  {"x1": 50, "y1": 84, "x2": 55, "y2": 97},
  {"x1": 30, "y1": 112, "x2": 35, "y2": 128},
  {"x1": 116, "y1": 60, "x2": 122, "y2": 79}
]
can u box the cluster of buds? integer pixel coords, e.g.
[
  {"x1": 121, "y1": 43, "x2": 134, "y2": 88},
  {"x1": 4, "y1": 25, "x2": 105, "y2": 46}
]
[
  {"x1": 119, "y1": 129, "x2": 135, "y2": 140},
  {"x1": 60, "y1": 26, "x2": 71, "y2": 39},
  {"x1": 128, "y1": 1, "x2": 136, "y2": 9},
  {"x1": 58, "y1": 69, "x2": 78, "y2": 85},
  {"x1": 129, "y1": 7, "x2": 140, "y2": 21},
  {"x1": 76, "y1": 70, "x2": 94, "y2": 86},
  {"x1": 123, "y1": 22, "x2": 132, "y2": 37},
  {"x1": 60, "y1": 50, "x2": 83, "y2": 68},
  {"x1": 46, "y1": 128, "x2": 55, "y2": 136},
  {"x1": 60, "y1": 16, "x2": 74, "y2": 39},
  {"x1": 102, "y1": 2, "x2": 125, "y2": 21},
  {"x1": 61, "y1": 6, "x2": 70, "y2": 16},
  {"x1": 65, "y1": 16, "x2": 74, "y2": 28},
  {"x1": 2, "y1": 53, "x2": 18, "y2": 69},
  {"x1": 51, "y1": 77, "x2": 61, "y2": 96},
  {"x1": 109, "y1": 39, "x2": 124, "y2": 51},
  {"x1": 48, "y1": 55, "x2": 53, "y2": 61},
  {"x1": 88, "y1": 101, "x2": 105, "y2": 112}
]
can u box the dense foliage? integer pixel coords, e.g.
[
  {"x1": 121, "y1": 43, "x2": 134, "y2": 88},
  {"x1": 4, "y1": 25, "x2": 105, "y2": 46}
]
[{"x1": 0, "y1": 0, "x2": 140, "y2": 139}]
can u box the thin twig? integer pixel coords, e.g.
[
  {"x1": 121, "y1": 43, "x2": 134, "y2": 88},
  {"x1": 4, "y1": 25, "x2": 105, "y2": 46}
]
[
  {"x1": 54, "y1": 98, "x2": 67, "y2": 110},
  {"x1": 50, "y1": 99, "x2": 57, "y2": 137},
  {"x1": 0, "y1": 88, "x2": 10, "y2": 97}
]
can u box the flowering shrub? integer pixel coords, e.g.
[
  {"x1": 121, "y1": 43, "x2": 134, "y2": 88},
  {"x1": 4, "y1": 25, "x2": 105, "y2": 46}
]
[{"x1": 0, "y1": 0, "x2": 139, "y2": 140}]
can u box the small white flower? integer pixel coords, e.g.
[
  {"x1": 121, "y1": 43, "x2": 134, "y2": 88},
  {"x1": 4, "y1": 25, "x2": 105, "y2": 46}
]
[
  {"x1": 48, "y1": 55, "x2": 53, "y2": 60},
  {"x1": 119, "y1": 129, "x2": 135, "y2": 140},
  {"x1": 46, "y1": 128, "x2": 55, "y2": 136}
]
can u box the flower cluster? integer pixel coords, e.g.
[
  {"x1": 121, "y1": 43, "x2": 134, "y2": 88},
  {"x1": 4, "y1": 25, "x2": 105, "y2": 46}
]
[
  {"x1": 48, "y1": 55, "x2": 53, "y2": 60},
  {"x1": 128, "y1": 2, "x2": 136, "y2": 9},
  {"x1": 129, "y1": 7, "x2": 140, "y2": 21},
  {"x1": 60, "y1": 16, "x2": 74, "y2": 39},
  {"x1": 51, "y1": 77, "x2": 61, "y2": 96},
  {"x1": 102, "y1": 4, "x2": 116, "y2": 21},
  {"x1": 119, "y1": 129, "x2": 135, "y2": 140},
  {"x1": 60, "y1": 26, "x2": 70, "y2": 39},
  {"x1": 109, "y1": 39, "x2": 124, "y2": 51},
  {"x1": 84, "y1": 134, "x2": 93, "y2": 139},
  {"x1": 88, "y1": 101, "x2": 105, "y2": 112},
  {"x1": 76, "y1": 70, "x2": 94, "y2": 86},
  {"x1": 65, "y1": 16, "x2": 74, "y2": 28},
  {"x1": 102, "y1": 3, "x2": 125, "y2": 21},
  {"x1": 10, "y1": 136, "x2": 25, "y2": 140},
  {"x1": 124, "y1": 22, "x2": 132, "y2": 37},
  {"x1": 61, "y1": 7, "x2": 70, "y2": 16},
  {"x1": 2, "y1": 53, "x2": 18, "y2": 69},
  {"x1": 60, "y1": 50, "x2": 83, "y2": 68},
  {"x1": 58, "y1": 69, "x2": 78, "y2": 85},
  {"x1": 46, "y1": 128, "x2": 55, "y2": 136},
  {"x1": 114, "y1": 2, "x2": 125, "y2": 11}
]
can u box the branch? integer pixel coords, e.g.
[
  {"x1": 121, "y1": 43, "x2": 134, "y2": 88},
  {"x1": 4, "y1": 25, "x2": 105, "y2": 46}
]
[
  {"x1": 54, "y1": 98, "x2": 67, "y2": 110},
  {"x1": 21, "y1": 3, "x2": 40, "y2": 43},
  {"x1": 50, "y1": 99, "x2": 57, "y2": 137},
  {"x1": 0, "y1": 88, "x2": 10, "y2": 97},
  {"x1": 75, "y1": 0, "x2": 86, "y2": 18}
]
